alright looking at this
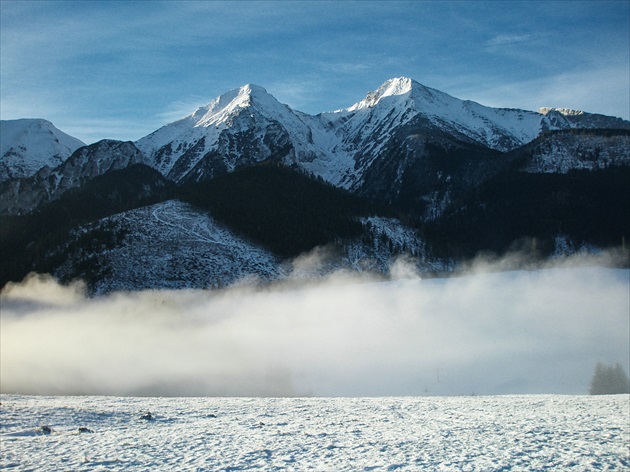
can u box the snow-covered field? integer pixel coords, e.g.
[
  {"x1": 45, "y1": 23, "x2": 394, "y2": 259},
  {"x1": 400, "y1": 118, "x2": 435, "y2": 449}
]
[{"x1": 1, "y1": 394, "x2": 628, "y2": 471}]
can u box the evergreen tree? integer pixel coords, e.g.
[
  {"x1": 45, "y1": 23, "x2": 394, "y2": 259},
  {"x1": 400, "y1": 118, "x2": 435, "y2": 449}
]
[{"x1": 589, "y1": 362, "x2": 630, "y2": 395}]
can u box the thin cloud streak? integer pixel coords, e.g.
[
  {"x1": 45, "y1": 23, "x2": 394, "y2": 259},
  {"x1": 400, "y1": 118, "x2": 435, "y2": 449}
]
[
  {"x1": 486, "y1": 32, "x2": 551, "y2": 48},
  {"x1": 156, "y1": 97, "x2": 211, "y2": 123}
]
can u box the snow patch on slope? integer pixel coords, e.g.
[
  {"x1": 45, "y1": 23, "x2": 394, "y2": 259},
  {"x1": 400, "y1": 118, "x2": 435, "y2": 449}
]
[
  {"x1": 61, "y1": 200, "x2": 283, "y2": 294},
  {"x1": 49, "y1": 200, "x2": 442, "y2": 293},
  {"x1": 522, "y1": 132, "x2": 630, "y2": 173}
]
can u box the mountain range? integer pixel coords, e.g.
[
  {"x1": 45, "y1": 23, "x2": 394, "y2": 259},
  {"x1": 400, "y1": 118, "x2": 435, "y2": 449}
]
[{"x1": 1, "y1": 77, "x2": 628, "y2": 293}]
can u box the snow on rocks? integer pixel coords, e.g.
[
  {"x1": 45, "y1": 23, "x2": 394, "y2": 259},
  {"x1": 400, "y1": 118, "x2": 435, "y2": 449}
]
[{"x1": 521, "y1": 132, "x2": 630, "y2": 174}]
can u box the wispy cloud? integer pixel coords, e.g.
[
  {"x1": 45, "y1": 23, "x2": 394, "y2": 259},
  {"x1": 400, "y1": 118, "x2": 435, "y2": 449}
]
[
  {"x1": 486, "y1": 32, "x2": 550, "y2": 48},
  {"x1": 156, "y1": 97, "x2": 210, "y2": 123}
]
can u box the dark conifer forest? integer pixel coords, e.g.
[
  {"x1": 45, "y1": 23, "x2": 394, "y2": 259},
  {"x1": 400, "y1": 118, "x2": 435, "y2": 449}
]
[{"x1": 179, "y1": 163, "x2": 381, "y2": 258}]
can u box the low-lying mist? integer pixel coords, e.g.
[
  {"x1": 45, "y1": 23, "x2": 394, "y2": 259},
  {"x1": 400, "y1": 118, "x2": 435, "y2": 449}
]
[{"x1": 1, "y1": 251, "x2": 628, "y2": 397}]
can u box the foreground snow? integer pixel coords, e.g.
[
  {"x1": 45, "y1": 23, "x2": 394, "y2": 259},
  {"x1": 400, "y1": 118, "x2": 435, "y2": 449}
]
[{"x1": 1, "y1": 394, "x2": 628, "y2": 471}]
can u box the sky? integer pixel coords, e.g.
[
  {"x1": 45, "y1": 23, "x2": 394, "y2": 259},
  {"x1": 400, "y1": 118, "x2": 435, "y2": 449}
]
[{"x1": 1, "y1": 0, "x2": 629, "y2": 145}]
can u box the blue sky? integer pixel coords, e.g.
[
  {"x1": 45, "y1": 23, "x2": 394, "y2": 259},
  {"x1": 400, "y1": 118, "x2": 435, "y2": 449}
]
[{"x1": 1, "y1": 0, "x2": 628, "y2": 144}]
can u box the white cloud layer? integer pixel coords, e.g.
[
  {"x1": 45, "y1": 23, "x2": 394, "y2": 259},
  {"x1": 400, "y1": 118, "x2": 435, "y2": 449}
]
[{"x1": 1, "y1": 255, "x2": 628, "y2": 397}]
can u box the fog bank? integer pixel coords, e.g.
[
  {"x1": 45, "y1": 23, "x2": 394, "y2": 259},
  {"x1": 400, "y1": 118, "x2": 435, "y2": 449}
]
[{"x1": 1, "y1": 258, "x2": 628, "y2": 396}]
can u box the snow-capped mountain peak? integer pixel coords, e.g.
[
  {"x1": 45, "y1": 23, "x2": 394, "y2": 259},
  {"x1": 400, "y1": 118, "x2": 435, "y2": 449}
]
[
  {"x1": 135, "y1": 82, "x2": 318, "y2": 181},
  {"x1": 190, "y1": 84, "x2": 278, "y2": 128},
  {"x1": 347, "y1": 77, "x2": 415, "y2": 111},
  {"x1": 0, "y1": 118, "x2": 85, "y2": 182},
  {"x1": 337, "y1": 77, "x2": 547, "y2": 157}
]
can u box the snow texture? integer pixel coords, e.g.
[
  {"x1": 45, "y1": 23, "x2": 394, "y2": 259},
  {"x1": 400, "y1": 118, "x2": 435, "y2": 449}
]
[{"x1": 1, "y1": 394, "x2": 628, "y2": 471}]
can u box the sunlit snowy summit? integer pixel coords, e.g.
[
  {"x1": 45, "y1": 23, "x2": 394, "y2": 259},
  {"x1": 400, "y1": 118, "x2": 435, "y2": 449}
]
[
  {"x1": 131, "y1": 76, "x2": 629, "y2": 190},
  {"x1": 135, "y1": 83, "x2": 326, "y2": 183}
]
